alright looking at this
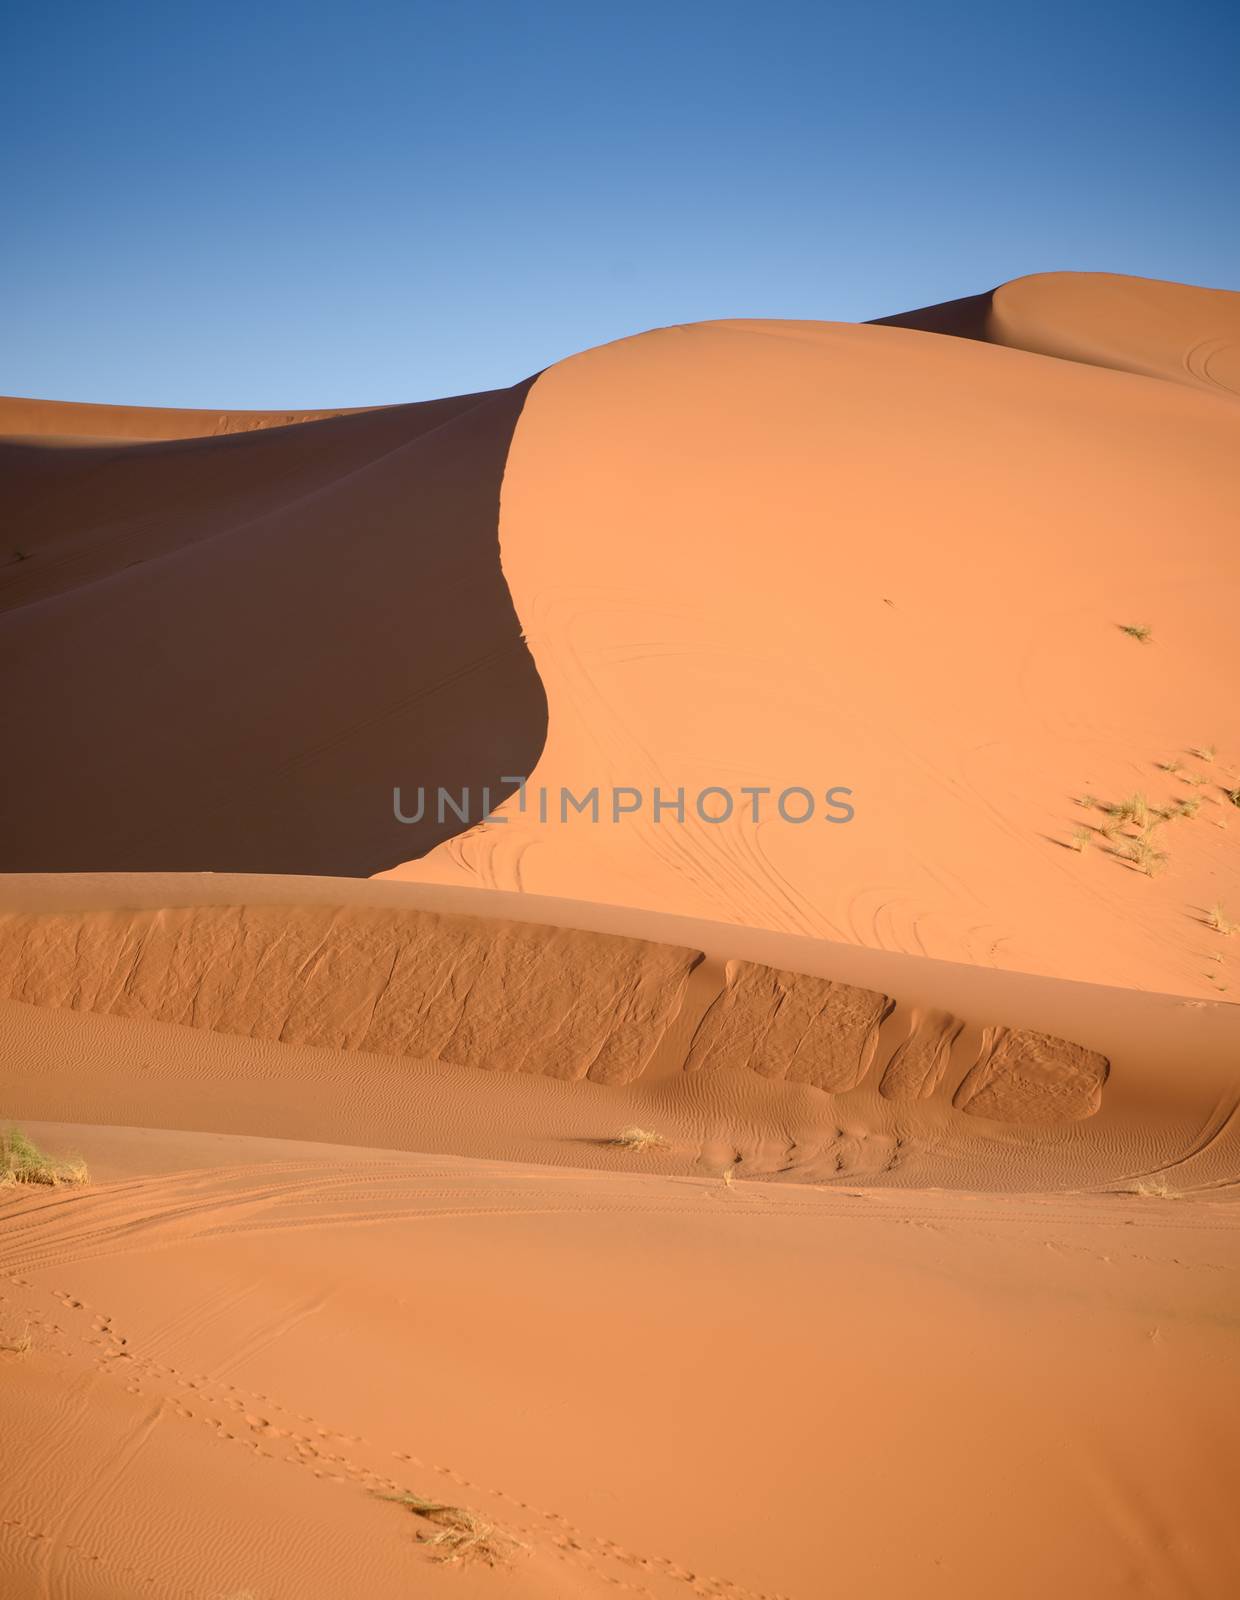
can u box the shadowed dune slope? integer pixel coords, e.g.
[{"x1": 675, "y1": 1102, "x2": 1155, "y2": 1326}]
[
  {"x1": 391, "y1": 275, "x2": 1240, "y2": 998},
  {"x1": 0, "y1": 383, "x2": 547, "y2": 874}
]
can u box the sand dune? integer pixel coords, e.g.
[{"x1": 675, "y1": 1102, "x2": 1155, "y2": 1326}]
[
  {"x1": 3, "y1": 273, "x2": 1239, "y2": 1597},
  {"x1": 388, "y1": 274, "x2": 1240, "y2": 1000},
  {"x1": 5, "y1": 273, "x2": 1238, "y2": 995}
]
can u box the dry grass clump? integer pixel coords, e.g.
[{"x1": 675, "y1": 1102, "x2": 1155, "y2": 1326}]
[
  {"x1": 379, "y1": 1492, "x2": 524, "y2": 1566},
  {"x1": 612, "y1": 1126, "x2": 672, "y2": 1152},
  {"x1": 1191, "y1": 744, "x2": 1216, "y2": 762},
  {"x1": 1126, "y1": 1175, "x2": 1183, "y2": 1199},
  {"x1": 1118, "y1": 622, "x2": 1152, "y2": 643},
  {"x1": 1100, "y1": 792, "x2": 1158, "y2": 837},
  {"x1": 1, "y1": 1127, "x2": 89, "y2": 1188},
  {"x1": 1114, "y1": 833, "x2": 1167, "y2": 876},
  {"x1": 1, "y1": 1324, "x2": 32, "y2": 1355},
  {"x1": 1167, "y1": 796, "x2": 1201, "y2": 821},
  {"x1": 1069, "y1": 826, "x2": 1092, "y2": 852},
  {"x1": 1207, "y1": 903, "x2": 1236, "y2": 936}
]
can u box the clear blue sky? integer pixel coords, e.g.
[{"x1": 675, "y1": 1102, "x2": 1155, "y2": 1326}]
[{"x1": 4, "y1": 0, "x2": 1237, "y2": 409}]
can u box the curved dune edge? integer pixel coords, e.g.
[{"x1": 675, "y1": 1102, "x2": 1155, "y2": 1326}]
[
  {"x1": 389, "y1": 281, "x2": 1240, "y2": 999},
  {"x1": 2, "y1": 873, "x2": 1237, "y2": 1193},
  {"x1": 873, "y1": 270, "x2": 1240, "y2": 396}
]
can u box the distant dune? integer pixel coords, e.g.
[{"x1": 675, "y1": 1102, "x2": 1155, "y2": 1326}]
[{"x1": 876, "y1": 271, "x2": 1240, "y2": 394}]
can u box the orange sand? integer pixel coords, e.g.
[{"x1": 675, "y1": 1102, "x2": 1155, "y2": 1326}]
[
  {"x1": 2, "y1": 272, "x2": 1239, "y2": 1598},
  {"x1": 387, "y1": 273, "x2": 1240, "y2": 1000}
]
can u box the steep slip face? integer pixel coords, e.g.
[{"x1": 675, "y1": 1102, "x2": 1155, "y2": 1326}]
[
  {"x1": 0, "y1": 384, "x2": 547, "y2": 873},
  {"x1": 389, "y1": 303, "x2": 1240, "y2": 997}
]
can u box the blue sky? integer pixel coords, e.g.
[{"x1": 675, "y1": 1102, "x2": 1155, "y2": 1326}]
[{"x1": 4, "y1": 0, "x2": 1237, "y2": 408}]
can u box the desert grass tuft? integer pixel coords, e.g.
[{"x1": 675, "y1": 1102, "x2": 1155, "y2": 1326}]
[
  {"x1": 1192, "y1": 744, "x2": 1217, "y2": 762},
  {"x1": 612, "y1": 1126, "x2": 672, "y2": 1152},
  {"x1": 1126, "y1": 1175, "x2": 1183, "y2": 1199},
  {"x1": 1207, "y1": 903, "x2": 1236, "y2": 936},
  {"x1": 1069, "y1": 827, "x2": 1092, "y2": 852},
  {"x1": 1, "y1": 1324, "x2": 32, "y2": 1355},
  {"x1": 379, "y1": 1492, "x2": 524, "y2": 1566},
  {"x1": 1168, "y1": 796, "x2": 1201, "y2": 820},
  {"x1": 1118, "y1": 623, "x2": 1152, "y2": 642},
  {"x1": 1, "y1": 1126, "x2": 89, "y2": 1188},
  {"x1": 1115, "y1": 832, "x2": 1167, "y2": 876},
  {"x1": 1105, "y1": 791, "x2": 1151, "y2": 830}
]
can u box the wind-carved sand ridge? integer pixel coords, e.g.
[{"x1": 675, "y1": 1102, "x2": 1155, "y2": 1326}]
[
  {"x1": 0, "y1": 900, "x2": 1108, "y2": 1129},
  {"x1": 3, "y1": 874, "x2": 1236, "y2": 1209}
]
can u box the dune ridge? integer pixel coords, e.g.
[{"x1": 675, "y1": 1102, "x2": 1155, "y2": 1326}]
[{"x1": 872, "y1": 269, "x2": 1240, "y2": 395}]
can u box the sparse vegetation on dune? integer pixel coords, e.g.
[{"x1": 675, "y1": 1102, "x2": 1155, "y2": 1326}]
[
  {"x1": 0, "y1": 1324, "x2": 32, "y2": 1355},
  {"x1": 1099, "y1": 791, "x2": 1156, "y2": 832},
  {"x1": 1, "y1": 1126, "x2": 89, "y2": 1188},
  {"x1": 1126, "y1": 1176, "x2": 1183, "y2": 1199},
  {"x1": 1206, "y1": 903, "x2": 1235, "y2": 936},
  {"x1": 1118, "y1": 622, "x2": 1153, "y2": 643},
  {"x1": 612, "y1": 1125, "x2": 672, "y2": 1152},
  {"x1": 1114, "y1": 831, "x2": 1167, "y2": 876},
  {"x1": 1192, "y1": 744, "x2": 1217, "y2": 762},
  {"x1": 1069, "y1": 826, "x2": 1092, "y2": 851},
  {"x1": 379, "y1": 1492, "x2": 524, "y2": 1566}
]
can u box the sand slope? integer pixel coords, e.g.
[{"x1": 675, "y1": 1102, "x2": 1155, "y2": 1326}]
[
  {"x1": 1, "y1": 1121, "x2": 1237, "y2": 1600},
  {"x1": 389, "y1": 274, "x2": 1240, "y2": 999}
]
